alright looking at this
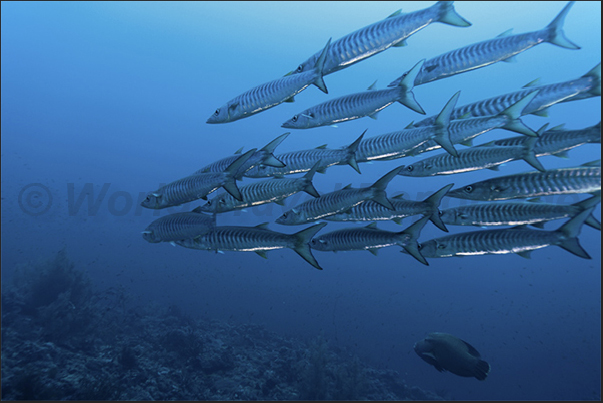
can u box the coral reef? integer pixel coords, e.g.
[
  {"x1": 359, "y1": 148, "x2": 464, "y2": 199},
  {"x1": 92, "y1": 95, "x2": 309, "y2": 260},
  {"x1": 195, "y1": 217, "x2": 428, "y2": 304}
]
[{"x1": 1, "y1": 250, "x2": 442, "y2": 400}]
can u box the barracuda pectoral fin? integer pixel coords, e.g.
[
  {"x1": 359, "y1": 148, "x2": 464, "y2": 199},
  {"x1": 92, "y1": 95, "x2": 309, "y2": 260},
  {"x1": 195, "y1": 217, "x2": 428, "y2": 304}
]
[{"x1": 292, "y1": 222, "x2": 327, "y2": 270}]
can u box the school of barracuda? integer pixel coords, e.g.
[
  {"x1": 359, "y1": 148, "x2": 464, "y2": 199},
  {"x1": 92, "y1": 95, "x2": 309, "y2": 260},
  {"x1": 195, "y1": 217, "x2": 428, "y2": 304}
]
[{"x1": 141, "y1": 1, "x2": 600, "y2": 271}]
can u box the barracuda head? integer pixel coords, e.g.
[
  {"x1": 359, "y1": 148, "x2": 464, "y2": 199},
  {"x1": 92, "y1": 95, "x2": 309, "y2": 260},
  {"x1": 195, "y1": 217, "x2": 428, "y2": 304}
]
[
  {"x1": 275, "y1": 209, "x2": 304, "y2": 225},
  {"x1": 140, "y1": 192, "x2": 166, "y2": 209},
  {"x1": 141, "y1": 227, "x2": 161, "y2": 243},
  {"x1": 447, "y1": 183, "x2": 508, "y2": 201},
  {"x1": 200, "y1": 195, "x2": 233, "y2": 214},
  {"x1": 398, "y1": 162, "x2": 430, "y2": 177},
  {"x1": 207, "y1": 101, "x2": 240, "y2": 124},
  {"x1": 309, "y1": 236, "x2": 330, "y2": 251},
  {"x1": 438, "y1": 208, "x2": 470, "y2": 226},
  {"x1": 281, "y1": 112, "x2": 315, "y2": 129}
]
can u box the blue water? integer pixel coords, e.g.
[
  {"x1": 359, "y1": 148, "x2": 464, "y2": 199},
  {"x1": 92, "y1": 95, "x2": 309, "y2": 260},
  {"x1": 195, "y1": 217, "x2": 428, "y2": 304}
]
[{"x1": 1, "y1": 1, "x2": 600, "y2": 400}]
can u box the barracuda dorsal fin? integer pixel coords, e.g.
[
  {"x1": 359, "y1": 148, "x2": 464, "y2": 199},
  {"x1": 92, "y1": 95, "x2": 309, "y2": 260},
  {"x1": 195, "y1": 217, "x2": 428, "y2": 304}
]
[
  {"x1": 292, "y1": 222, "x2": 327, "y2": 270},
  {"x1": 536, "y1": 123, "x2": 550, "y2": 135},
  {"x1": 315, "y1": 144, "x2": 328, "y2": 149},
  {"x1": 399, "y1": 215, "x2": 429, "y2": 265},
  {"x1": 544, "y1": 1, "x2": 581, "y2": 50},
  {"x1": 581, "y1": 160, "x2": 601, "y2": 167},
  {"x1": 387, "y1": 8, "x2": 402, "y2": 18},
  {"x1": 424, "y1": 183, "x2": 454, "y2": 232},
  {"x1": 392, "y1": 193, "x2": 405, "y2": 199},
  {"x1": 313, "y1": 37, "x2": 331, "y2": 94},
  {"x1": 397, "y1": 59, "x2": 426, "y2": 115},
  {"x1": 500, "y1": 91, "x2": 539, "y2": 137},
  {"x1": 367, "y1": 80, "x2": 378, "y2": 91},
  {"x1": 404, "y1": 121, "x2": 415, "y2": 129},
  {"x1": 496, "y1": 28, "x2": 513, "y2": 38},
  {"x1": 234, "y1": 147, "x2": 244, "y2": 155},
  {"x1": 523, "y1": 78, "x2": 542, "y2": 88},
  {"x1": 549, "y1": 123, "x2": 565, "y2": 131},
  {"x1": 365, "y1": 222, "x2": 378, "y2": 230},
  {"x1": 555, "y1": 208, "x2": 594, "y2": 259}
]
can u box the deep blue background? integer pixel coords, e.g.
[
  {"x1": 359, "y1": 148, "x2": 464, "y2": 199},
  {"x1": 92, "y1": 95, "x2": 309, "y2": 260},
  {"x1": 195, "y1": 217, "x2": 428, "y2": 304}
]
[{"x1": 2, "y1": 2, "x2": 600, "y2": 400}]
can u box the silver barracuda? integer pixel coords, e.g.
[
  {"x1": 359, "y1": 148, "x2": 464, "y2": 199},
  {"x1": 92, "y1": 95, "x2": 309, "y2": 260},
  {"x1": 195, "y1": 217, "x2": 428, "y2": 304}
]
[
  {"x1": 244, "y1": 131, "x2": 366, "y2": 178},
  {"x1": 175, "y1": 222, "x2": 327, "y2": 270},
  {"x1": 281, "y1": 59, "x2": 426, "y2": 130},
  {"x1": 309, "y1": 216, "x2": 430, "y2": 265},
  {"x1": 414, "y1": 63, "x2": 601, "y2": 126},
  {"x1": 199, "y1": 163, "x2": 320, "y2": 214},
  {"x1": 324, "y1": 183, "x2": 454, "y2": 232},
  {"x1": 439, "y1": 193, "x2": 601, "y2": 230},
  {"x1": 141, "y1": 206, "x2": 216, "y2": 243},
  {"x1": 398, "y1": 136, "x2": 544, "y2": 177},
  {"x1": 407, "y1": 91, "x2": 540, "y2": 157},
  {"x1": 447, "y1": 160, "x2": 601, "y2": 201},
  {"x1": 141, "y1": 149, "x2": 255, "y2": 209},
  {"x1": 194, "y1": 132, "x2": 289, "y2": 179},
  {"x1": 356, "y1": 91, "x2": 460, "y2": 161},
  {"x1": 480, "y1": 121, "x2": 601, "y2": 158},
  {"x1": 388, "y1": 2, "x2": 579, "y2": 87},
  {"x1": 291, "y1": 1, "x2": 470, "y2": 77},
  {"x1": 276, "y1": 166, "x2": 403, "y2": 225},
  {"x1": 206, "y1": 39, "x2": 331, "y2": 124},
  {"x1": 414, "y1": 208, "x2": 595, "y2": 259}
]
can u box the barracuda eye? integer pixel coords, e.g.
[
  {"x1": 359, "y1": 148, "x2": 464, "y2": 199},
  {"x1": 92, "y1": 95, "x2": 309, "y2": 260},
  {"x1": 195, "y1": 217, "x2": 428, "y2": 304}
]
[
  {"x1": 282, "y1": 213, "x2": 288, "y2": 218},
  {"x1": 438, "y1": 210, "x2": 443, "y2": 216},
  {"x1": 465, "y1": 185, "x2": 473, "y2": 193},
  {"x1": 219, "y1": 199, "x2": 226, "y2": 205},
  {"x1": 406, "y1": 165, "x2": 414, "y2": 172},
  {"x1": 207, "y1": 200, "x2": 212, "y2": 206},
  {"x1": 214, "y1": 109, "x2": 220, "y2": 116},
  {"x1": 417, "y1": 243, "x2": 422, "y2": 250},
  {"x1": 437, "y1": 243, "x2": 446, "y2": 250},
  {"x1": 291, "y1": 116, "x2": 298, "y2": 123},
  {"x1": 296, "y1": 64, "x2": 303, "y2": 73}
]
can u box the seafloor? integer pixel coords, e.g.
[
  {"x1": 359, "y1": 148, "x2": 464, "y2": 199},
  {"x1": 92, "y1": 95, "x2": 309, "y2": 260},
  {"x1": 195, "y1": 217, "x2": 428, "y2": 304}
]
[{"x1": 1, "y1": 249, "x2": 442, "y2": 400}]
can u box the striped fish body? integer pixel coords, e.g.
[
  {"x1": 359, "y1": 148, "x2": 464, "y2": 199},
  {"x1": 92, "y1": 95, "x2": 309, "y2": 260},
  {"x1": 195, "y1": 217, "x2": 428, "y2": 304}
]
[
  {"x1": 324, "y1": 198, "x2": 435, "y2": 223},
  {"x1": 309, "y1": 226, "x2": 410, "y2": 252},
  {"x1": 276, "y1": 187, "x2": 378, "y2": 225},
  {"x1": 447, "y1": 165, "x2": 601, "y2": 201},
  {"x1": 142, "y1": 210, "x2": 215, "y2": 243},
  {"x1": 439, "y1": 198, "x2": 599, "y2": 228},
  {"x1": 200, "y1": 176, "x2": 314, "y2": 213},
  {"x1": 245, "y1": 148, "x2": 347, "y2": 177},
  {"x1": 194, "y1": 151, "x2": 265, "y2": 178},
  {"x1": 141, "y1": 171, "x2": 232, "y2": 209},
  {"x1": 293, "y1": 1, "x2": 470, "y2": 76},
  {"x1": 177, "y1": 226, "x2": 298, "y2": 252},
  {"x1": 282, "y1": 87, "x2": 407, "y2": 129},
  {"x1": 486, "y1": 122, "x2": 601, "y2": 157},
  {"x1": 419, "y1": 227, "x2": 566, "y2": 258},
  {"x1": 399, "y1": 145, "x2": 530, "y2": 176},
  {"x1": 414, "y1": 69, "x2": 600, "y2": 127},
  {"x1": 356, "y1": 126, "x2": 441, "y2": 162}
]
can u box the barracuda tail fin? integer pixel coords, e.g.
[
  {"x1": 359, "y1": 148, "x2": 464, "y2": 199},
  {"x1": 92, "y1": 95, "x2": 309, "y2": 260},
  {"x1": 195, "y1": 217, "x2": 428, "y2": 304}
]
[
  {"x1": 313, "y1": 38, "x2": 331, "y2": 94},
  {"x1": 423, "y1": 183, "x2": 455, "y2": 232},
  {"x1": 521, "y1": 136, "x2": 545, "y2": 172},
  {"x1": 344, "y1": 130, "x2": 366, "y2": 174},
  {"x1": 397, "y1": 59, "x2": 426, "y2": 114},
  {"x1": 302, "y1": 162, "x2": 321, "y2": 198},
  {"x1": 398, "y1": 215, "x2": 430, "y2": 265},
  {"x1": 434, "y1": 91, "x2": 461, "y2": 157},
  {"x1": 223, "y1": 148, "x2": 256, "y2": 201},
  {"x1": 259, "y1": 133, "x2": 289, "y2": 168},
  {"x1": 370, "y1": 166, "x2": 404, "y2": 209},
  {"x1": 574, "y1": 193, "x2": 602, "y2": 230},
  {"x1": 544, "y1": 1, "x2": 580, "y2": 50},
  {"x1": 555, "y1": 207, "x2": 594, "y2": 259},
  {"x1": 583, "y1": 63, "x2": 601, "y2": 96},
  {"x1": 292, "y1": 222, "x2": 327, "y2": 269},
  {"x1": 434, "y1": 1, "x2": 472, "y2": 27},
  {"x1": 500, "y1": 91, "x2": 539, "y2": 136}
]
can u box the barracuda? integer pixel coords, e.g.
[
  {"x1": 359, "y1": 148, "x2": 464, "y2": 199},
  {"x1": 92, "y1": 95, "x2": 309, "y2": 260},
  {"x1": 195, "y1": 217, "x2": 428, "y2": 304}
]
[
  {"x1": 141, "y1": 149, "x2": 255, "y2": 209},
  {"x1": 141, "y1": 207, "x2": 216, "y2": 243},
  {"x1": 447, "y1": 160, "x2": 601, "y2": 201},
  {"x1": 175, "y1": 222, "x2": 327, "y2": 270},
  {"x1": 207, "y1": 38, "x2": 331, "y2": 124},
  {"x1": 388, "y1": 2, "x2": 579, "y2": 87},
  {"x1": 414, "y1": 63, "x2": 601, "y2": 126},
  {"x1": 439, "y1": 193, "x2": 601, "y2": 230},
  {"x1": 276, "y1": 166, "x2": 403, "y2": 225},
  {"x1": 291, "y1": 1, "x2": 470, "y2": 77},
  {"x1": 480, "y1": 121, "x2": 601, "y2": 158},
  {"x1": 281, "y1": 59, "x2": 426, "y2": 130},
  {"x1": 244, "y1": 131, "x2": 366, "y2": 178},
  {"x1": 398, "y1": 136, "x2": 544, "y2": 177},
  {"x1": 356, "y1": 91, "x2": 460, "y2": 161},
  {"x1": 194, "y1": 133, "x2": 289, "y2": 179},
  {"x1": 310, "y1": 216, "x2": 430, "y2": 265},
  {"x1": 415, "y1": 208, "x2": 595, "y2": 259},
  {"x1": 200, "y1": 163, "x2": 320, "y2": 214},
  {"x1": 324, "y1": 183, "x2": 454, "y2": 232}
]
